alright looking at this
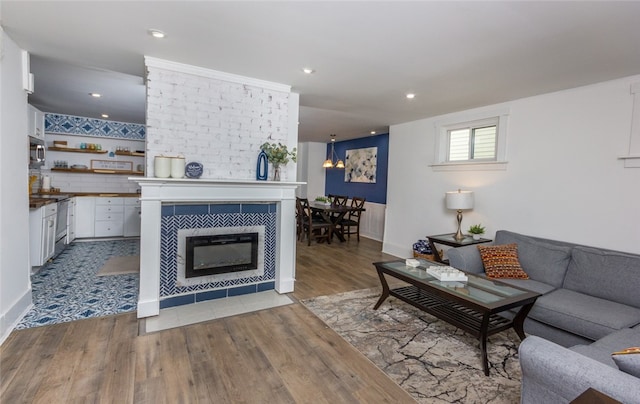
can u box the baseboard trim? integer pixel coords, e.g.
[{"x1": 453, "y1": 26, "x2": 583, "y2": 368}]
[
  {"x1": 137, "y1": 299, "x2": 159, "y2": 319},
  {"x1": 0, "y1": 289, "x2": 33, "y2": 345}
]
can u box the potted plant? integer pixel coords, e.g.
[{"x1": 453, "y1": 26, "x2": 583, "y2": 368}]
[
  {"x1": 315, "y1": 196, "x2": 331, "y2": 205},
  {"x1": 260, "y1": 142, "x2": 297, "y2": 181},
  {"x1": 468, "y1": 224, "x2": 486, "y2": 240}
]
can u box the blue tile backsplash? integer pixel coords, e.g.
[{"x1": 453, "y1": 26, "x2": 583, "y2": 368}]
[
  {"x1": 45, "y1": 113, "x2": 146, "y2": 140},
  {"x1": 159, "y1": 203, "x2": 277, "y2": 308}
]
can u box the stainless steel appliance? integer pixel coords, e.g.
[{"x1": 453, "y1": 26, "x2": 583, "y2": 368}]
[
  {"x1": 29, "y1": 135, "x2": 45, "y2": 168},
  {"x1": 53, "y1": 197, "x2": 70, "y2": 258}
]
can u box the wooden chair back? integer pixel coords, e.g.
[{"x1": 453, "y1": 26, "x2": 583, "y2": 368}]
[
  {"x1": 328, "y1": 194, "x2": 348, "y2": 206},
  {"x1": 296, "y1": 197, "x2": 332, "y2": 245},
  {"x1": 339, "y1": 197, "x2": 366, "y2": 241},
  {"x1": 349, "y1": 197, "x2": 366, "y2": 219}
]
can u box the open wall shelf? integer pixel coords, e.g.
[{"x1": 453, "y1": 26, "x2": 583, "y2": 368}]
[
  {"x1": 48, "y1": 147, "x2": 108, "y2": 154},
  {"x1": 51, "y1": 168, "x2": 144, "y2": 176}
]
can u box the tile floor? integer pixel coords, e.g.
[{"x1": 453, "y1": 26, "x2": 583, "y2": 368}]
[
  {"x1": 17, "y1": 237, "x2": 293, "y2": 332},
  {"x1": 17, "y1": 239, "x2": 139, "y2": 329},
  {"x1": 143, "y1": 290, "x2": 294, "y2": 333}
]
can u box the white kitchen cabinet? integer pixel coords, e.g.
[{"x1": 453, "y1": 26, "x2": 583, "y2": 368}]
[
  {"x1": 94, "y1": 197, "x2": 124, "y2": 237},
  {"x1": 75, "y1": 197, "x2": 95, "y2": 238},
  {"x1": 72, "y1": 196, "x2": 141, "y2": 239},
  {"x1": 27, "y1": 104, "x2": 45, "y2": 140},
  {"x1": 29, "y1": 203, "x2": 57, "y2": 267},
  {"x1": 124, "y1": 197, "x2": 141, "y2": 237},
  {"x1": 67, "y1": 197, "x2": 76, "y2": 243}
]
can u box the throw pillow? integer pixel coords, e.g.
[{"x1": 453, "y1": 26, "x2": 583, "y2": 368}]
[
  {"x1": 612, "y1": 347, "x2": 640, "y2": 378},
  {"x1": 477, "y1": 243, "x2": 529, "y2": 279}
]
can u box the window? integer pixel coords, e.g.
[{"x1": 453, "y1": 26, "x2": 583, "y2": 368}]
[
  {"x1": 433, "y1": 109, "x2": 509, "y2": 171},
  {"x1": 447, "y1": 123, "x2": 497, "y2": 162}
]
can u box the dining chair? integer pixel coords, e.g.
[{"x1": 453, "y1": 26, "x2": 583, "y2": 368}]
[
  {"x1": 295, "y1": 197, "x2": 304, "y2": 240},
  {"x1": 338, "y1": 197, "x2": 365, "y2": 241},
  {"x1": 327, "y1": 194, "x2": 348, "y2": 222},
  {"x1": 328, "y1": 194, "x2": 348, "y2": 206},
  {"x1": 296, "y1": 197, "x2": 332, "y2": 245}
]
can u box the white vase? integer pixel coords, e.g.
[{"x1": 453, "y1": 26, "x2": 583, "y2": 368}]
[
  {"x1": 154, "y1": 156, "x2": 171, "y2": 178},
  {"x1": 472, "y1": 234, "x2": 481, "y2": 240},
  {"x1": 170, "y1": 157, "x2": 185, "y2": 178}
]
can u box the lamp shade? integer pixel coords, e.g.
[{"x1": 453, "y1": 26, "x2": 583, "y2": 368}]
[{"x1": 445, "y1": 190, "x2": 474, "y2": 210}]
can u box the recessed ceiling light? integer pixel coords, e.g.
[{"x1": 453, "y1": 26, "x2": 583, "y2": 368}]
[
  {"x1": 302, "y1": 68, "x2": 314, "y2": 74},
  {"x1": 101, "y1": 114, "x2": 109, "y2": 118},
  {"x1": 89, "y1": 93, "x2": 101, "y2": 98},
  {"x1": 406, "y1": 93, "x2": 416, "y2": 99},
  {"x1": 370, "y1": 131, "x2": 376, "y2": 135},
  {"x1": 148, "y1": 29, "x2": 166, "y2": 39}
]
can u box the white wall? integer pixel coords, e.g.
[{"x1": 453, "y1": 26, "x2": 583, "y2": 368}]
[
  {"x1": 384, "y1": 75, "x2": 640, "y2": 258},
  {"x1": 0, "y1": 29, "x2": 33, "y2": 344},
  {"x1": 145, "y1": 57, "x2": 298, "y2": 181},
  {"x1": 296, "y1": 142, "x2": 326, "y2": 199}
]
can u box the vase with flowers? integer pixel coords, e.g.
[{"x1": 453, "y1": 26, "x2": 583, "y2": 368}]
[{"x1": 260, "y1": 142, "x2": 297, "y2": 181}]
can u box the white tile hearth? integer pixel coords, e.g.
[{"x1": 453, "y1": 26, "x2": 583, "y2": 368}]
[{"x1": 142, "y1": 290, "x2": 293, "y2": 333}]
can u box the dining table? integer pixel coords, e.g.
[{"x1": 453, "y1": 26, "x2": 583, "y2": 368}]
[{"x1": 309, "y1": 201, "x2": 365, "y2": 242}]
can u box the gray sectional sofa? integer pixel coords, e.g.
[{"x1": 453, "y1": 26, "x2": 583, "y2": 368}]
[{"x1": 447, "y1": 230, "x2": 640, "y2": 403}]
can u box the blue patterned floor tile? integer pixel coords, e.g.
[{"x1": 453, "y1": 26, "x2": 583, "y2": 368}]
[{"x1": 16, "y1": 239, "x2": 139, "y2": 329}]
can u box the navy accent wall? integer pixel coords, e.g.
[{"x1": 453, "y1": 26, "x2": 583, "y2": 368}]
[{"x1": 324, "y1": 133, "x2": 389, "y2": 204}]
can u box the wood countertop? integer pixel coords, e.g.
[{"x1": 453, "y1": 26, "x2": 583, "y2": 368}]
[
  {"x1": 29, "y1": 192, "x2": 140, "y2": 209},
  {"x1": 69, "y1": 192, "x2": 140, "y2": 197},
  {"x1": 29, "y1": 198, "x2": 57, "y2": 209}
]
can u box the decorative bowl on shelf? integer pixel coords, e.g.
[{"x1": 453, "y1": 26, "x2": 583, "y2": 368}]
[{"x1": 71, "y1": 164, "x2": 88, "y2": 170}]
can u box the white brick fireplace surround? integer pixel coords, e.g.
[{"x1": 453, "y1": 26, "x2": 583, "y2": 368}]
[{"x1": 132, "y1": 178, "x2": 303, "y2": 318}]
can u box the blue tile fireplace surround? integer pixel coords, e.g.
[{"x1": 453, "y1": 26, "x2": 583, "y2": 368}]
[{"x1": 159, "y1": 203, "x2": 277, "y2": 309}]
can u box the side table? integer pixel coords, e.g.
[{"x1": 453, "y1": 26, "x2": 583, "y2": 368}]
[{"x1": 427, "y1": 233, "x2": 492, "y2": 263}]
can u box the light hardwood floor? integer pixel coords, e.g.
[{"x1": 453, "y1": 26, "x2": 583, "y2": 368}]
[{"x1": 1, "y1": 238, "x2": 416, "y2": 403}]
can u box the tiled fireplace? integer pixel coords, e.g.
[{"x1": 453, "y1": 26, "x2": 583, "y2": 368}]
[{"x1": 132, "y1": 178, "x2": 302, "y2": 318}]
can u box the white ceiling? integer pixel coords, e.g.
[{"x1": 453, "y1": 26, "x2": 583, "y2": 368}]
[{"x1": 2, "y1": 1, "x2": 640, "y2": 143}]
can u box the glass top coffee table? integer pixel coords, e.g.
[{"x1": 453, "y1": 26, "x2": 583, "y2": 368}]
[{"x1": 372, "y1": 259, "x2": 541, "y2": 376}]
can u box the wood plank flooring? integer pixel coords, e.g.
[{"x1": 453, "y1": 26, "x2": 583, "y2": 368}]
[{"x1": 1, "y1": 238, "x2": 416, "y2": 403}]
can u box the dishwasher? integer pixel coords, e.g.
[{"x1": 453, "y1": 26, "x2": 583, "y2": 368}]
[{"x1": 53, "y1": 197, "x2": 70, "y2": 258}]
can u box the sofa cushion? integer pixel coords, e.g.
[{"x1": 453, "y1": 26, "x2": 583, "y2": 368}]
[
  {"x1": 493, "y1": 278, "x2": 556, "y2": 296},
  {"x1": 570, "y1": 345, "x2": 618, "y2": 368},
  {"x1": 570, "y1": 328, "x2": 640, "y2": 368},
  {"x1": 563, "y1": 246, "x2": 640, "y2": 309},
  {"x1": 477, "y1": 243, "x2": 529, "y2": 279},
  {"x1": 612, "y1": 347, "x2": 640, "y2": 377},
  {"x1": 529, "y1": 289, "x2": 640, "y2": 341},
  {"x1": 494, "y1": 230, "x2": 572, "y2": 288}
]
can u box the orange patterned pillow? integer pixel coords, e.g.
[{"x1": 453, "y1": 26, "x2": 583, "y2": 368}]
[{"x1": 477, "y1": 243, "x2": 529, "y2": 279}]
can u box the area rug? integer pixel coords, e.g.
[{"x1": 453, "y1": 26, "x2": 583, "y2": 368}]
[
  {"x1": 302, "y1": 288, "x2": 522, "y2": 404},
  {"x1": 97, "y1": 255, "x2": 140, "y2": 276}
]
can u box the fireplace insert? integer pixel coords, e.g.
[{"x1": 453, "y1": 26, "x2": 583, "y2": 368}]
[{"x1": 185, "y1": 232, "x2": 258, "y2": 277}]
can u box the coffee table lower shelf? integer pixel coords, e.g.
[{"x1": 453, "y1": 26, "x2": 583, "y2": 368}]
[{"x1": 390, "y1": 285, "x2": 514, "y2": 337}]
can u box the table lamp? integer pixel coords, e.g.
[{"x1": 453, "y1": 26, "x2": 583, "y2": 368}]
[{"x1": 445, "y1": 189, "x2": 474, "y2": 241}]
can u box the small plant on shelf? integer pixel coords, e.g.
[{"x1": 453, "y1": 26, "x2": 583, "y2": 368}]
[{"x1": 468, "y1": 224, "x2": 486, "y2": 240}]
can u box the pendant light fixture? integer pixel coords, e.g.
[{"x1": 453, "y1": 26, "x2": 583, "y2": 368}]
[{"x1": 323, "y1": 134, "x2": 345, "y2": 168}]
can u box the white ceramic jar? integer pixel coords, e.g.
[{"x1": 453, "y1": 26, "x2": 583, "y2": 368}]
[
  {"x1": 154, "y1": 156, "x2": 171, "y2": 178},
  {"x1": 170, "y1": 156, "x2": 185, "y2": 178}
]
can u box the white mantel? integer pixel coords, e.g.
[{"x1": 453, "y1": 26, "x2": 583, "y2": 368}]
[{"x1": 131, "y1": 178, "x2": 304, "y2": 318}]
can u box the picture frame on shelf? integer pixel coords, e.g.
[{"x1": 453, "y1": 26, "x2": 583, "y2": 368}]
[{"x1": 90, "y1": 159, "x2": 133, "y2": 171}]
